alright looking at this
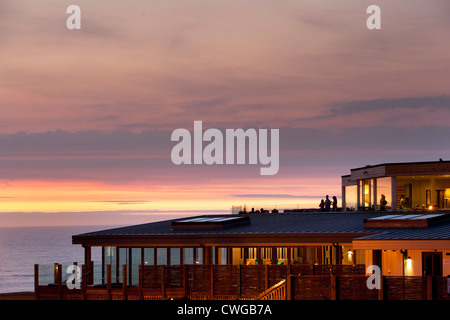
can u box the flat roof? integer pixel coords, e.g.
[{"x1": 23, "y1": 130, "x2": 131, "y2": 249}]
[
  {"x1": 72, "y1": 212, "x2": 450, "y2": 246},
  {"x1": 74, "y1": 212, "x2": 382, "y2": 237},
  {"x1": 349, "y1": 160, "x2": 450, "y2": 172}
]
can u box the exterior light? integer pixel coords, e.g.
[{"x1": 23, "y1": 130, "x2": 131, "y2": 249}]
[
  {"x1": 429, "y1": 205, "x2": 433, "y2": 210},
  {"x1": 444, "y1": 188, "x2": 450, "y2": 200},
  {"x1": 347, "y1": 250, "x2": 353, "y2": 263},
  {"x1": 405, "y1": 256, "x2": 413, "y2": 276}
]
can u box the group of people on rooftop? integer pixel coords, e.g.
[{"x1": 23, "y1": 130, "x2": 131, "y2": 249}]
[{"x1": 319, "y1": 195, "x2": 338, "y2": 212}]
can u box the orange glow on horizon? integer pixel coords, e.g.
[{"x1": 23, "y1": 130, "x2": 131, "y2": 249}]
[{"x1": 0, "y1": 175, "x2": 340, "y2": 226}]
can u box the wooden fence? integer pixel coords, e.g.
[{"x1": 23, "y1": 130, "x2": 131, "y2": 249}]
[
  {"x1": 289, "y1": 275, "x2": 450, "y2": 300},
  {"x1": 34, "y1": 263, "x2": 450, "y2": 300}
]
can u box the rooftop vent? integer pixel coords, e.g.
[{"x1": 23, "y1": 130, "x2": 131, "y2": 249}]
[
  {"x1": 171, "y1": 215, "x2": 250, "y2": 230},
  {"x1": 364, "y1": 213, "x2": 450, "y2": 228}
]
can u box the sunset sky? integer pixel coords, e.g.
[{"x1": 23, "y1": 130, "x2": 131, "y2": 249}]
[{"x1": 1, "y1": 0, "x2": 449, "y2": 226}]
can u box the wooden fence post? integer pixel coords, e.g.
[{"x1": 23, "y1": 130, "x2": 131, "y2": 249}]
[
  {"x1": 161, "y1": 265, "x2": 166, "y2": 299},
  {"x1": 210, "y1": 265, "x2": 214, "y2": 298},
  {"x1": 184, "y1": 264, "x2": 188, "y2": 298},
  {"x1": 53, "y1": 263, "x2": 58, "y2": 284},
  {"x1": 265, "y1": 264, "x2": 269, "y2": 290},
  {"x1": 427, "y1": 276, "x2": 433, "y2": 300},
  {"x1": 286, "y1": 275, "x2": 292, "y2": 300},
  {"x1": 122, "y1": 265, "x2": 127, "y2": 300},
  {"x1": 107, "y1": 264, "x2": 111, "y2": 300},
  {"x1": 378, "y1": 275, "x2": 384, "y2": 300},
  {"x1": 34, "y1": 264, "x2": 39, "y2": 300},
  {"x1": 237, "y1": 265, "x2": 241, "y2": 299},
  {"x1": 330, "y1": 275, "x2": 337, "y2": 300},
  {"x1": 88, "y1": 261, "x2": 94, "y2": 285},
  {"x1": 57, "y1": 264, "x2": 62, "y2": 300},
  {"x1": 138, "y1": 265, "x2": 143, "y2": 300},
  {"x1": 82, "y1": 264, "x2": 87, "y2": 300}
]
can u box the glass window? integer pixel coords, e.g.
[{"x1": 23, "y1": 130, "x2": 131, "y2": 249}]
[
  {"x1": 377, "y1": 177, "x2": 392, "y2": 211},
  {"x1": 118, "y1": 248, "x2": 128, "y2": 283},
  {"x1": 144, "y1": 248, "x2": 154, "y2": 266},
  {"x1": 104, "y1": 246, "x2": 116, "y2": 283},
  {"x1": 170, "y1": 248, "x2": 180, "y2": 265},
  {"x1": 363, "y1": 179, "x2": 370, "y2": 208},
  {"x1": 157, "y1": 248, "x2": 167, "y2": 265},
  {"x1": 344, "y1": 185, "x2": 357, "y2": 211},
  {"x1": 219, "y1": 248, "x2": 227, "y2": 265},
  {"x1": 183, "y1": 248, "x2": 194, "y2": 264},
  {"x1": 195, "y1": 248, "x2": 203, "y2": 264},
  {"x1": 131, "y1": 248, "x2": 141, "y2": 286}
]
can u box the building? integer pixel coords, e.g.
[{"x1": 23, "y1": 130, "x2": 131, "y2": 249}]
[
  {"x1": 34, "y1": 161, "x2": 450, "y2": 300},
  {"x1": 71, "y1": 211, "x2": 450, "y2": 286},
  {"x1": 342, "y1": 160, "x2": 450, "y2": 212}
]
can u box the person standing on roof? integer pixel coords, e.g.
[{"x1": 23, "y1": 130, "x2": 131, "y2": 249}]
[
  {"x1": 324, "y1": 195, "x2": 331, "y2": 212},
  {"x1": 332, "y1": 196, "x2": 338, "y2": 212}
]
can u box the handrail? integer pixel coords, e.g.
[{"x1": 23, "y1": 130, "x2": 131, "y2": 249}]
[{"x1": 254, "y1": 279, "x2": 286, "y2": 300}]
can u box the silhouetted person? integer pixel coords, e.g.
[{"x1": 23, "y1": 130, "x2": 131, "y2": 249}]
[
  {"x1": 380, "y1": 194, "x2": 387, "y2": 211},
  {"x1": 399, "y1": 195, "x2": 406, "y2": 209},
  {"x1": 324, "y1": 195, "x2": 331, "y2": 212},
  {"x1": 332, "y1": 196, "x2": 337, "y2": 211},
  {"x1": 319, "y1": 199, "x2": 325, "y2": 210}
]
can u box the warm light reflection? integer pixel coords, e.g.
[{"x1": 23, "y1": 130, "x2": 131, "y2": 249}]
[{"x1": 445, "y1": 188, "x2": 450, "y2": 200}]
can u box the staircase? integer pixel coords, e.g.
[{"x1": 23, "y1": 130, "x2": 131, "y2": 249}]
[{"x1": 254, "y1": 279, "x2": 286, "y2": 300}]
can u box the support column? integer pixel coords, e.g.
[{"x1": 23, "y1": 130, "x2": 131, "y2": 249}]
[
  {"x1": 102, "y1": 247, "x2": 105, "y2": 284},
  {"x1": 334, "y1": 244, "x2": 342, "y2": 265},
  {"x1": 243, "y1": 247, "x2": 248, "y2": 265},
  {"x1": 391, "y1": 177, "x2": 397, "y2": 211},
  {"x1": 83, "y1": 245, "x2": 93, "y2": 285},
  {"x1": 373, "y1": 178, "x2": 378, "y2": 211},
  {"x1": 317, "y1": 246, "x2": 323, "y2": 265},
  {"x1": 83, "y1": 245, "x2": 91, "y2": 267},
  {"x1": 357, "y1": 180, "x2": 361, "y2": 210},
  {"x1": 193, "y1": 247, "x2": 197, "y2": 264},
  {"x1": 430, "y1": 177, "x2": 436, "y2": 208},
  {"x1": 257, "y1": 246, "x2": 261, "y2": 265},
  {"x1": 302, "y1": 247, "x2": 306, "y2": 264},
  {"x1": 342, "y1": 186, "x2": 346, "y2": 212},
  {"x1": 204, "y1": 246, "x2": 211, "y2": 265}
]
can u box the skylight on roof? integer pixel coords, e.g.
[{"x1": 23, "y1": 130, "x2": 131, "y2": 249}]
[
  {"x1": 364, "y1": 213, "x2": 450, "y2": 228},
  {"x1": 171, "y1": 215, "x2": 251, "y2": 230}
]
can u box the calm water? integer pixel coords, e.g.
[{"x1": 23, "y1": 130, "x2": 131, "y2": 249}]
[{"x1": 0, "y1": 225, "x2": 114, "y2": 293}]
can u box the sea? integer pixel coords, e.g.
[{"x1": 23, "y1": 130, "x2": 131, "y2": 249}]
[{"x1": 0, "y1": 225, "x2": 116, "y2": 294}]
